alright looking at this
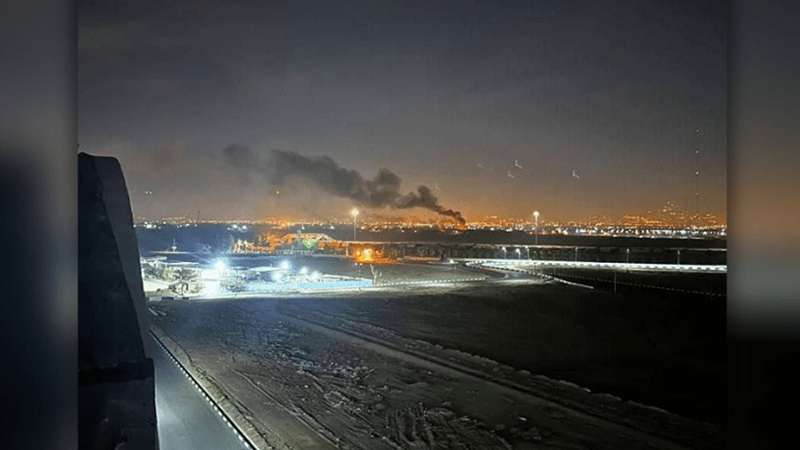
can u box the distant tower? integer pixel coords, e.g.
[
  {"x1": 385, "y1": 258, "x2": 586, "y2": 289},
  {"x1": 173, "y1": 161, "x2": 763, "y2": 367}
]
[
  {"x1": 143, "y1": 189, "x2": 153, "y2": 221},
  {"x1": 693, "y1": 128, "x2": 703, "y2": 222},
  {"x1": 694, "y1": 150, "x2": 701, "y2": 217}
]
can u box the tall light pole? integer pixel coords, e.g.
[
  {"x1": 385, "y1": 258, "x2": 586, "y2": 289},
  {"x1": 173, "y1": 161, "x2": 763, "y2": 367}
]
[
  {"x1": 350, "y1": 208, "x2": 359, "y2": 241},
  {"x1": 533, "y1": 210, "x2": 540, "y2": 259}
]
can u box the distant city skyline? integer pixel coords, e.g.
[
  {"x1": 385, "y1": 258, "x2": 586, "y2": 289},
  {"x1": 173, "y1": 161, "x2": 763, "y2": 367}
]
[
  {"x1": 137, "y1": 197, "x2": 726, "y2": 230},
  {"x1": 80, "y1": 0, "x2": 726, "y2": 223}
]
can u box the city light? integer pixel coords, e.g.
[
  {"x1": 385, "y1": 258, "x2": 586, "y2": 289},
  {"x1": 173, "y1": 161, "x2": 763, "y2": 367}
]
[
  {"x1": 279, "y1": 260, "x2": 290, "y2": 270},
  {"x1": 136, "y1": 202, "x2": 725, "y2": 239},
  {"x1": 299, "y1": 266, "x2": 308, "y2": 275}
]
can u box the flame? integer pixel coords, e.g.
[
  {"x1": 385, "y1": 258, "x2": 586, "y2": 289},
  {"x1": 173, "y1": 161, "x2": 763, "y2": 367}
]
[
  {"x1": 352, "y1": 246, "x2": 394, "y2": 263},
  {"x1": 356, "y1": 248, "x2": 374, "y2": 262}
]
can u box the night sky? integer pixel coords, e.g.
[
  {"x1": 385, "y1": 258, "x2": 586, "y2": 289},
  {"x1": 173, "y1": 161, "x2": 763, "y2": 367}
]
[{"x1": 79, "y1": 0, "x2": 726, "y2": 223}]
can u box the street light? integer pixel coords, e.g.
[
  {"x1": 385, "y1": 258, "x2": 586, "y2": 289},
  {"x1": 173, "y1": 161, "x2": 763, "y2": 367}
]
[
  {"x1": 350, "y1": 208, "x2": 360, "y2": 241},
  {"x1": 532, "y1": 210, "x2": 540, "y2": 260}
]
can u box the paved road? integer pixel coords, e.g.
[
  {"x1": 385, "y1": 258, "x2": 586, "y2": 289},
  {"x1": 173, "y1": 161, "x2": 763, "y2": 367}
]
[{"x1": 145, "y1": 335, "x2": 249, "y2": 450}]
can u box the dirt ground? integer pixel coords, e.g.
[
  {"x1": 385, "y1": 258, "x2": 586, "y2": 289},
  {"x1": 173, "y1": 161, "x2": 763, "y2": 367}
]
[
  {"x1": 150, "y1": 273, "x2": 723, "y2": 449},
  {"x1": 277, "y1": 281, "x2": 725, "y2": 425}
]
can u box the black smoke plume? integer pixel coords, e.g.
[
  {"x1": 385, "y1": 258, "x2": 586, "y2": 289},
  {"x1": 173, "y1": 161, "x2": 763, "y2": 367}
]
[{"x1": 222, "y1": 145, "x2": 465, "y2": 223}]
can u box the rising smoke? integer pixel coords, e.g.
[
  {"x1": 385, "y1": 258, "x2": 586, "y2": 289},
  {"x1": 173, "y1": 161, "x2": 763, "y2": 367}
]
[{"x1": 222, "y1": 145, "x2": 465, "y2": 223}]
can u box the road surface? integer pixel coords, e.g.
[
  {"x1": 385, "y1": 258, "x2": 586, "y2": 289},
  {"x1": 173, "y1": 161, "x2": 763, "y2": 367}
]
[{"x1": 145, "y1": 334, "x2": 250, "y2": 450}]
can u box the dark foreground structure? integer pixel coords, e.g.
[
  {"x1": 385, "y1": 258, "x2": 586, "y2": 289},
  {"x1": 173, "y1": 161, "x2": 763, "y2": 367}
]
[{"x1": 78, "y1": 153, "x2": 157, "y2": 449}]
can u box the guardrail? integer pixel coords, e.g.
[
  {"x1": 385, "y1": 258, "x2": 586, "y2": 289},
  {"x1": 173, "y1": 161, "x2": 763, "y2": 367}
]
[
  {"x1": 460, "y1": 259, "x2": 726, "y2": 274},
  {"x1": 149, "y1": 329, "x2": 261, "y2": 450}
]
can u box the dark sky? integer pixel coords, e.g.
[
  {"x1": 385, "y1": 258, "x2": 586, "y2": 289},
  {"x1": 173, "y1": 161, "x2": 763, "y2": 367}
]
[{"x1": 79, "y1": 0, "x2": 726, "y2": 223}]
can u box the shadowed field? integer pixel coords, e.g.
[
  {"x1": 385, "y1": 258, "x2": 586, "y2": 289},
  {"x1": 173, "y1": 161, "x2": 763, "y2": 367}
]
[{"x1": 280, "y1": 280, "x2": 725, "y2": 425}]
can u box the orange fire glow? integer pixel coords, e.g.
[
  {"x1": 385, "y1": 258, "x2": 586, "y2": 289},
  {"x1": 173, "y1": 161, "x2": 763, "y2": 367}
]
[{"x1": 355, "y1": 248, "x2": 375, "y2": 263}]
